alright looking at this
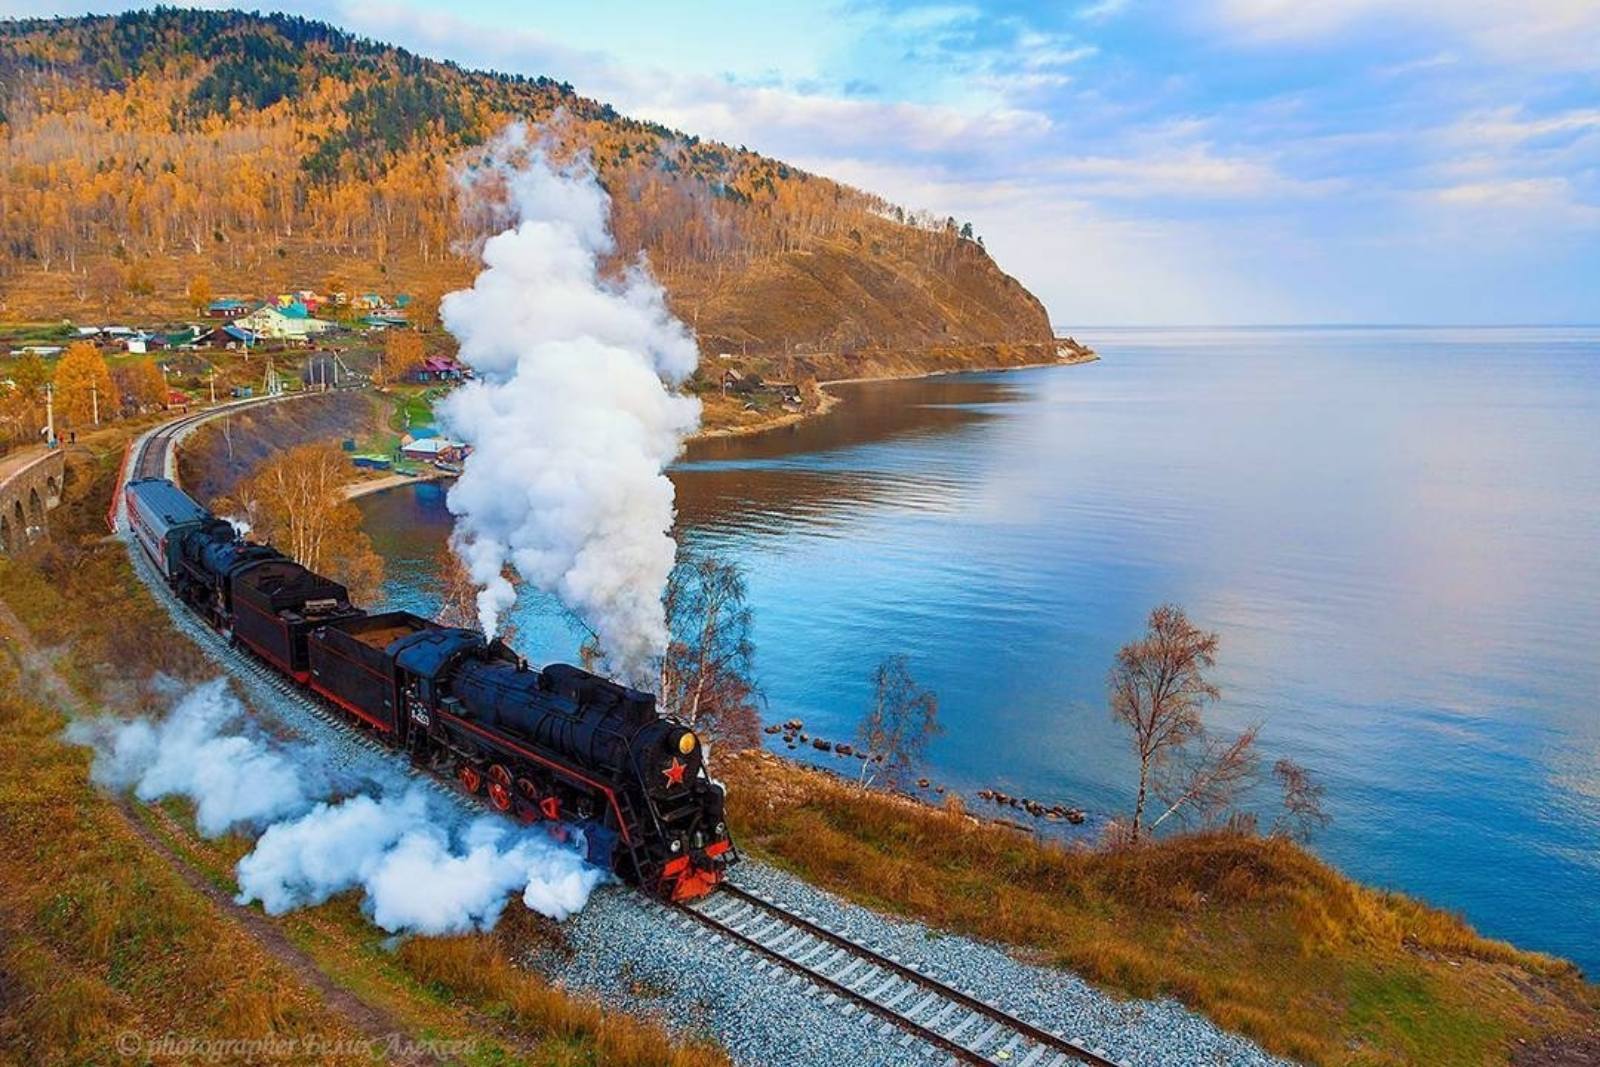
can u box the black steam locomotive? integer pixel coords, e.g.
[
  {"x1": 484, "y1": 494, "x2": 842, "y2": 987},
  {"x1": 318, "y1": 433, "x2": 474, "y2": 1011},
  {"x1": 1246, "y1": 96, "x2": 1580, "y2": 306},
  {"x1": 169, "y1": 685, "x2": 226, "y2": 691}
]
[{"x1": 125, "y1": 477, "x2": 734, "y2": 901}]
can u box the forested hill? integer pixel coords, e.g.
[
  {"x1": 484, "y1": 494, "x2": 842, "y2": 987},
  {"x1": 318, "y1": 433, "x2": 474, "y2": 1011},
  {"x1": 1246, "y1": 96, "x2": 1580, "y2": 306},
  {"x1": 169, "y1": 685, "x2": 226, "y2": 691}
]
[{"x1": 0, "y1": 10, "x2": 1055, "y2": 358}]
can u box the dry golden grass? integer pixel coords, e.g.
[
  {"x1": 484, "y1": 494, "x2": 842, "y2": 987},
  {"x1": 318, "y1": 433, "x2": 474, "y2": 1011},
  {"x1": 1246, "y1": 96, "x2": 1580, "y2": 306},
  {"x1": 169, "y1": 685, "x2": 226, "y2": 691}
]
[
  {"x1": 722, "y1": 752, "x2": 1598, "y2": 1066},
  {"x1": 0, "y1": 661, "x2": 366, "y2": 1065}
]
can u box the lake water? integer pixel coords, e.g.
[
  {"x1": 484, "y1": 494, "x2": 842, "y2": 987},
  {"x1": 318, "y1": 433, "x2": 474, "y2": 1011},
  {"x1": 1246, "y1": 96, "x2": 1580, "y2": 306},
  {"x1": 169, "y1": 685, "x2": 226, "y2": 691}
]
[{"x1": 360, "y1": 326, "x2": 1600, "y2": 975}]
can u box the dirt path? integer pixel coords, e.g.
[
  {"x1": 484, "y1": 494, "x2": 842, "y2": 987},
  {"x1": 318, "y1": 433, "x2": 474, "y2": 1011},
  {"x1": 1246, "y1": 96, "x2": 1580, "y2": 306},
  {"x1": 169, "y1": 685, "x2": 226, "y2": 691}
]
[
  {"x1": 0, "y1": 599, "x2": 441, "y2": 1066},
  {"x1": 126, "y1": 804, "x2": 440, "y2": 1066}
]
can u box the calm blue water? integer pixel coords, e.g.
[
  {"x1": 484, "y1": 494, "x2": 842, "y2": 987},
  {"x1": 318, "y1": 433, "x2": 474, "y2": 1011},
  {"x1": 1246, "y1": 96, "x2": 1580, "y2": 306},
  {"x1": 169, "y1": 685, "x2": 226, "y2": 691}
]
[{"x1": 361, "y1": 326, "x2": 1600, "y2": 974}]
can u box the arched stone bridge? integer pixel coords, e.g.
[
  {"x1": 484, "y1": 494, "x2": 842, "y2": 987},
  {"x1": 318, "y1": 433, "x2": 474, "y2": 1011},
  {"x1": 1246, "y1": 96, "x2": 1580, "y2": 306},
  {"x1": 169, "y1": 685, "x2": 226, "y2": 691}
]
[{"x1": 0, "y1": 448, "x2": 65, "y2": 553}]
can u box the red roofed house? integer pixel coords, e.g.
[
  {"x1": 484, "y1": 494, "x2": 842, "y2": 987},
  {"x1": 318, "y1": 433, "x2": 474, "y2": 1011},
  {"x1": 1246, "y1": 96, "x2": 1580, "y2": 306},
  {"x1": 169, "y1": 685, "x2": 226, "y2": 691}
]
[{"x1": 407, "y1": 355, "x2": 466, "y2": 383}]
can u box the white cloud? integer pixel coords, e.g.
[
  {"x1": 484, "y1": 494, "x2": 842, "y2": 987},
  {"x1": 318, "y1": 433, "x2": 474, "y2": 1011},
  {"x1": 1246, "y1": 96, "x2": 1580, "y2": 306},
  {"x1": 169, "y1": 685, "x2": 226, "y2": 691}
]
[
  {"x1": 1076, "y1": 0, "x2": 1132, "y2": 21},
  {"x1": 1432, "y1": 177, "x2": 1600, "y2": 225},
  {"x1": 1045, "y1": 146, "x2": 1341, "y2": 199},
  {"x1": 809, "y1": 155, "x2": 1306, "y2": 324},
  {"x1": 1210, "y1": 0, "x2": 1600, "y2": 68},
  {"x1": 1443, "y1": 107, "x2": 1600, "y2": 149}
]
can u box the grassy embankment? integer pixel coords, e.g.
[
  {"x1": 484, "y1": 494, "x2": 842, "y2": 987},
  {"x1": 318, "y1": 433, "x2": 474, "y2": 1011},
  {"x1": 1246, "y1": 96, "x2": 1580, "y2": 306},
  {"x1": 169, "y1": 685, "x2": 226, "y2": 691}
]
[
  {"x1": 0, "y1": 430, "x2": 727, "y2": 1066},
  {"x1": 720, "y1": 752, "x2": 1597, "y2": 1067}
]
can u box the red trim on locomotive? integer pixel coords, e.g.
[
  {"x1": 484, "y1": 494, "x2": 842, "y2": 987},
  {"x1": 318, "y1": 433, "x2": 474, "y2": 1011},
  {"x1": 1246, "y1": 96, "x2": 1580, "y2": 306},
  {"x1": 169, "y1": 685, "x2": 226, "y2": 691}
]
[
  {"x1": 661, "y1": 854, "x2": 723, "y2": 901},
  {"x1": 309, "y1": 680, "x2": 395, "y2": 733},
  {"x1": 436, "y1": 709, "x2": 634, "y2": 846},
  {"x1": 232, "y1": 597, "x2": 301, "y2": 673}
]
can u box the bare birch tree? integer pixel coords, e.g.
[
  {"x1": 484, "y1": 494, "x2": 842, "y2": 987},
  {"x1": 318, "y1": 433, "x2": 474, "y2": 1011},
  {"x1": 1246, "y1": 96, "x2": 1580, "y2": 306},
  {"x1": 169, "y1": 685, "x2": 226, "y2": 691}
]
[
  {"x1": 1272, "y1": 759, "x2": 1331, "y2": 841},
  {"x1": 1150, "y1": 723, "x2": 1261, "y2": 832},
  {"x1": 1109, "y1": 604, "x2": 1220, "y2": 842},
  {"x1": 658, "y1": 554, "x2": 760, "y2": 751},
  {"x1": 857, "y1": 655, "x2": 940, "y2": 789}
]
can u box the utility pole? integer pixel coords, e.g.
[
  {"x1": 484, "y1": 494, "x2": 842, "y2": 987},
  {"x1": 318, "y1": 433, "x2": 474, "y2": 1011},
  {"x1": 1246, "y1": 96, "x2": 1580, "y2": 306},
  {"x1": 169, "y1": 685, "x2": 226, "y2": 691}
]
[
  {"x1": 44, "y1": 383, "x2": 55, "y2": 446},
  {"x1": 91, "y1": 383, "x2": 99, "y2": 426},
  {"x1": 209, "y1": 367, "x2": 217, "y2": 404}
]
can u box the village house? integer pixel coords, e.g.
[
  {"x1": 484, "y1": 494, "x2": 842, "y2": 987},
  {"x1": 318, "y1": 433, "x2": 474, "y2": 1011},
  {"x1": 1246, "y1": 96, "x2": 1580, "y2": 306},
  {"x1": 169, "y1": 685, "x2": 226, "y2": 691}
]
[
  {"x1": 235, "y1": 303, "x2": 334, "y2": 341},
  {"x1": 206, "y1": 299, "x2": 249, "y2": 318},
  {"x1": 398, "y1": 435, "x2": 467, "y2": 465},
  {"x1": 278, "y1": 290, "x2": 328, "y2": 313},
  {"x1": 193, "y1": 323, "x2": 258, "y2": 348},
  {"x1": 124, "y1": 331, "x2": 166, "y2": 354},
  {"x1": 406, "y1": 355, "x2": 465, "y2": 383}
]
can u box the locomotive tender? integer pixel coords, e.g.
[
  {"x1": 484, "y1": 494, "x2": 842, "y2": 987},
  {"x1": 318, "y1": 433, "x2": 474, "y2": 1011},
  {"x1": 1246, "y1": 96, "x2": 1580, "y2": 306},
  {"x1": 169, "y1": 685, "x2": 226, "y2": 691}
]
[{"x1": 126, "y1": 477, "x2": 734, "y2": 901}]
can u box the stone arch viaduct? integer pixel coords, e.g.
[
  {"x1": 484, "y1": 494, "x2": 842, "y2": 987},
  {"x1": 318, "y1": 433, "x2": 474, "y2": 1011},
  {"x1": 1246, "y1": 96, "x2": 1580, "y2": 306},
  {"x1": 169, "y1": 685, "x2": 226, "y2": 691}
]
[{"x1": 0, "y1": 448, "x2": 65, "y2": 553}]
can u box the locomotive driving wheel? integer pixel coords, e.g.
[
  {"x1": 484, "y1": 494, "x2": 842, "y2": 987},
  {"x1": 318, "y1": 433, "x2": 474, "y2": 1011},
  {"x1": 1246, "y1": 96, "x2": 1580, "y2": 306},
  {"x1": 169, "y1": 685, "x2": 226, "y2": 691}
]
[
  {"x1": 514, "y1": 777, "x2": 541, "y2": 822},
  {"x1": 456, "y1": 763, "x2": 482, "y2": 795},
  {"x1": 486, "y1": 764, "x2": 513, "y2": 812}
]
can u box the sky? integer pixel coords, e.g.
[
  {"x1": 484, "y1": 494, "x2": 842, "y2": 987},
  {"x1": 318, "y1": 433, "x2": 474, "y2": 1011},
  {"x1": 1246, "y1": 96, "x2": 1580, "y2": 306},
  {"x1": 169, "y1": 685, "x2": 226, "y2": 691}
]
[{"x1": 7, "y1": 1, "x2": 1599, "y2": 325}]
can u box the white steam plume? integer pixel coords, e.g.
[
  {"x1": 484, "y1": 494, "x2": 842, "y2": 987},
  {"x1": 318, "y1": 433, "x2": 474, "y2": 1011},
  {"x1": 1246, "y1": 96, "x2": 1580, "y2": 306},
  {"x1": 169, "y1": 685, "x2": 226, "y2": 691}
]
[
  {"x1": 70, "y1": 680, "x2": 605, "y2": 933},
  {"x1": 67, "y1": 677, "x2": 314, "y2": 836},
  {"x1": 439, "y1": 125, "x2": 700, "y2": 686},
  {"x1": 236, "y1": 788, "x2": 602, "y2": 931}
]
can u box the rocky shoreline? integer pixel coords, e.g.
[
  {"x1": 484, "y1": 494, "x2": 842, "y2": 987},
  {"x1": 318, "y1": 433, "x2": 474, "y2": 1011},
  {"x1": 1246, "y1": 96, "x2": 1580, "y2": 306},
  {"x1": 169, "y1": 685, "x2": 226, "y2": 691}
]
[{"x1": 694, "y1": 337, "x2": 1098, "y2": 441}]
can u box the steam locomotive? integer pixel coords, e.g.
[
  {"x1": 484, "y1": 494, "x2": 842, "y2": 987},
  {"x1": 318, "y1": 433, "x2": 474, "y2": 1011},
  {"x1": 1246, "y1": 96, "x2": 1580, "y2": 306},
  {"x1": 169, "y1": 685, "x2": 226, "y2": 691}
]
[{"x1": 125, "y1": 477, "x2": 734, "y2": 901}]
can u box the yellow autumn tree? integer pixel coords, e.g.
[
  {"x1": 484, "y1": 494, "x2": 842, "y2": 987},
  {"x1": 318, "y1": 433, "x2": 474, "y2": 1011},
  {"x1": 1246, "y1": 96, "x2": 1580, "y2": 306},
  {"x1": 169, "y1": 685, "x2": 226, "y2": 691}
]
[
  {"x1": 378, "y1": 329, "x2": 424, "y2": 385},
  {"x1": 221, "y1": 441, "x2": 384, "y2": 603},
  {"x1": 187, "y1": 273, "x2": 213, "y2": 314},
  {"x1": 117, "y1": 359, "x2": 169, "y2": 411},
  {"x1": 53, "y1": 342, "x2": 119, "y2": 429},
  {"x1": 406, "y1": 284, "x2": 445, "y2": 330}
]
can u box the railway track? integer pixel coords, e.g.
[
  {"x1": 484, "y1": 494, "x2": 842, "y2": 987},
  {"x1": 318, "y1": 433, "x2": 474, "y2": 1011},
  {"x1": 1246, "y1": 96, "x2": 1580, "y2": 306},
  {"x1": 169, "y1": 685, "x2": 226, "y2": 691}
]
[
  {"x1": 111, "y1": 394, "x2": 298, "y2": 531},
  {"x1": 131, "y1": 407, "x2": 205, "y2": 478},
  {"x1": 118, "y1": 400, "x2": 430, "y2": 778},
  {"x1": 669, "y1": 884, "x2": 1130, "y2": 1067},
  {"x1": 122, "y1": 406, "x2": 1136, "y2": 1067}
]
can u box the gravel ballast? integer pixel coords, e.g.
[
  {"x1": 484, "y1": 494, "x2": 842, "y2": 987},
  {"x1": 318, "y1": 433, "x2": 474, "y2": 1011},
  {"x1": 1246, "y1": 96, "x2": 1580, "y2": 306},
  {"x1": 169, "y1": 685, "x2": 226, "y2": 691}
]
[{"x1": 529, "y1": 860, "x2": 1293, "y2": 1067}]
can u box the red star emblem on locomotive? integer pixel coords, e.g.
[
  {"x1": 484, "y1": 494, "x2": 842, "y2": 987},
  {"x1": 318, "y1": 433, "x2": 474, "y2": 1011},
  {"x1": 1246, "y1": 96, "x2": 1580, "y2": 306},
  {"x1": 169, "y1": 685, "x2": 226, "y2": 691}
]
[{"x1": 662, "y1": 758, "x2": 687, "y2": 787}]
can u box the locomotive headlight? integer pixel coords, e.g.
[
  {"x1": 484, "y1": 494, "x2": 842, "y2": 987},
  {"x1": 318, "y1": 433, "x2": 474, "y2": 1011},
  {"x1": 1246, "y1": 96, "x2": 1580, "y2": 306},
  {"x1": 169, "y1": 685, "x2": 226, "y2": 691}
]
[
  {"x1": 670, "y1": 839, "x2": 682, "y2": 853},
  {"x1": 677, "y1": 731, "x2": 698, "y2": 755}
]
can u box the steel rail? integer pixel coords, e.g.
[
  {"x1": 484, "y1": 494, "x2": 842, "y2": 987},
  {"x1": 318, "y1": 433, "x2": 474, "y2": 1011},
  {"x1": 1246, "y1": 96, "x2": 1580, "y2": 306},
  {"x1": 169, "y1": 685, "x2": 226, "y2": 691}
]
[{"x1": 679, "y1": 884, "x2": 1129, "y2": 1067}]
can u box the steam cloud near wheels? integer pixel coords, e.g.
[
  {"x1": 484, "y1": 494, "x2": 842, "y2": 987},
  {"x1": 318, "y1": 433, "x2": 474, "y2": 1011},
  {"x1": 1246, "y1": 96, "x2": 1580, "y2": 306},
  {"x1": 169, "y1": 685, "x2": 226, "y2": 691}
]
[
  {"x1": 69, "y1": 680, "x2": 605, "y2": 933},
  {"x1": 439, "y1": 124, "x2": 701, "y2": 688}
]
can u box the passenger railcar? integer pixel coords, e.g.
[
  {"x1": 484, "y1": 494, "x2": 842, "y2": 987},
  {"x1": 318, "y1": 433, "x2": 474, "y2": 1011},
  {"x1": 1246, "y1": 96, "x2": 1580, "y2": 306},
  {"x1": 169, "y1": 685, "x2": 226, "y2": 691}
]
[{"x1": 123, "y1": 477, "x2": 734, "y2": 901}]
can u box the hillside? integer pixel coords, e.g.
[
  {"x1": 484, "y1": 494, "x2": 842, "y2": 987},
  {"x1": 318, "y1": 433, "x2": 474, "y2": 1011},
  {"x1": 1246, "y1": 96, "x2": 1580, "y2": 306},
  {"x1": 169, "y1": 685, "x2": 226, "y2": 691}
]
[{"x1": 0, "y1": 10, "x2": 1055, "y2": 360}]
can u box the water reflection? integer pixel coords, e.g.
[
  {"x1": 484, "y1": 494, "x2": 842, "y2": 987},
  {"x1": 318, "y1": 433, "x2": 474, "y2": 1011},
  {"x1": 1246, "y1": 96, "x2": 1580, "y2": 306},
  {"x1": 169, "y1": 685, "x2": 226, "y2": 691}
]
[{"x1": 361, "y1": 327, "x2": 1600, "y2": 974}]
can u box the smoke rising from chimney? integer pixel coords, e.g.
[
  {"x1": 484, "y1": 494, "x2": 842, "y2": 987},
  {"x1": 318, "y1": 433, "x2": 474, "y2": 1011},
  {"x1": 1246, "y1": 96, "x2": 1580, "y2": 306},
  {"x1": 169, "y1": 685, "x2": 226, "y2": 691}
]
[{"x1": 439, "y1": 125, "x2": 700, "y2": 686}]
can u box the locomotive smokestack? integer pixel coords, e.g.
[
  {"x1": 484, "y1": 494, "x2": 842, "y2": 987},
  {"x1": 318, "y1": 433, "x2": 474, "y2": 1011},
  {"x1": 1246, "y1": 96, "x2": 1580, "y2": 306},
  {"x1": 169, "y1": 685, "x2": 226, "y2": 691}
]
[{"x1": 439, "y1": 124, "x2": 699, "y2": 688}]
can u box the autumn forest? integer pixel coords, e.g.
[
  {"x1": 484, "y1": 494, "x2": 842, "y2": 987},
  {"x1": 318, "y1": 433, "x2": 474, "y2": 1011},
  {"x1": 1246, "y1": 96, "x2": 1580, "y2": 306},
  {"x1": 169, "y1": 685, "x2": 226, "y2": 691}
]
[{"x1": 0, "y1": 10, "x2": 1053, "y2": 356}]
